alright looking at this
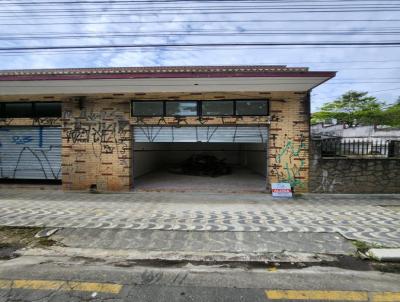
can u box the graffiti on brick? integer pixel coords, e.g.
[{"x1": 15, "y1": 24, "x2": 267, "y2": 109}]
[
  {"x1": 101, "y1": 144, "x2": 115, "y2": 154},
  {"x1": 272, "y1": 135, "x2": 306, "y2": 189},
  {"x1": 64, "y1": 109, "x2": 130, "y2": 158},
  {"x1": 61, "y1": 106, "x2": 132, "y2": 190},
  {"x1": 32, "y1": 118, "x2": 61, "y2": 126},
  {"x1": 0, "y1": 118, "x2": 61, "y2": 127},
  {"x1": 0, "y1": 118, "x2": 14, "y2": 126}
]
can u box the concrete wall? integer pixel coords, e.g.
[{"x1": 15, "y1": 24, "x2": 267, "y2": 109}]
[
  {"x1": 310, "y1": 140, "x2": 400, "y2": 193},
  {"x1": 133, "y1": 143, "x2": 168, "y2": 177},
  {"x1": 241, "y1": 143, "x2": 267, "y2": 176},
  {"x1": 165, "y1": 143, "x2": 242, "y2": 165}
]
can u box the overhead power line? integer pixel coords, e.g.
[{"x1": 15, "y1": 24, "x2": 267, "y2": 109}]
[
  {"x1": 3, "y1": 0, "x2": 399, "y2": 3},
  {"x1": 1, "y1": 42, "x2": 400, "y2": 52},
  {"x1": 3, "y1": 0, "x2": 400, "y2": 4},
  {"x1": 0, "y1": 10, "x2": 399, "y2": 19},
  {"x1": 3, "y1": 4, "x2": 400, "y2": 13},
  {"x1": 3, "y1": 31, "x2": 400, "y2": 41},
  {"x1": 2, "y1": 19, "x2": 400, "y2": 26},
  {"x1": 1, "y1": 5, "x2": 400, "y2": 19}
]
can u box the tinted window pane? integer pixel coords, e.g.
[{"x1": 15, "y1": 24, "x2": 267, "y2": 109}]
[
  {"x1": 202, "y1": 101, "x2": 234, "y2": 116},
  {"x1": 35, "y1": 102, "x2": 61, "y2": 117},
  {"x1": 166, "y1": 102, "x2": 197, "y2": 116},
  {"x1": 236, "y1": 100, "x2": 268, "y2": 115},
  {"x1": 4, "y1": 103, "x2": 33, "y2": 118},
  {"x1": 132, "y1": 101, "x2": 163, "y2": 116}
]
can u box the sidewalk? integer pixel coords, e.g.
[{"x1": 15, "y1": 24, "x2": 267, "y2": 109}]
[{"x1": 0, "y1": 190, "x2": 399, "y2": 248}]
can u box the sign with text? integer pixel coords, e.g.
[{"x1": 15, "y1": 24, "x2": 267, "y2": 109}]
[{"x1": 271, "y1": 183, "x2": 293, "y2": 198}]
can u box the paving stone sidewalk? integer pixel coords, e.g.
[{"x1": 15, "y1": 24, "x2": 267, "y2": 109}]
[{"x1": 0, "y1": 190, "x2": 399, "y2": 247}]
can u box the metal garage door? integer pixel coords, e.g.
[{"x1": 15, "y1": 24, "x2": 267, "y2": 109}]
[
  {"x1": 0, "y1": 127, "x2": 61, "y2": 180},
  {"x1": 134, "y1": 126, "x2": 268, "y2": 143}
]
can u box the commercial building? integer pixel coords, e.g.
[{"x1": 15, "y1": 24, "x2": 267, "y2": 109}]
[{"x1": 0, "y1": 65, "x2": 335, "y2": 193}]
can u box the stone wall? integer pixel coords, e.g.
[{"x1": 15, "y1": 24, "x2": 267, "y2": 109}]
[{"x1": 310, "y1": 140, "x2": 400, "y2": 193}]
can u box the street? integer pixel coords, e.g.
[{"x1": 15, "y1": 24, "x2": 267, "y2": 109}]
[
  {"x1": 0, "y1": 255, "x2": 400, "y2": 302},
  {"x1": 0, "y1": 189, "x2": 399, "y2": 301}
]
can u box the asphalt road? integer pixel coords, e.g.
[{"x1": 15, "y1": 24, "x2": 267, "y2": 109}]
[{"x1": 0, "y1": 255, "x2": 399, "y2": 302}]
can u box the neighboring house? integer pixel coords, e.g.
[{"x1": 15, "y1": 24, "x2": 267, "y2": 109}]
[
  {"x1": 0, "y1": 65, "x2": 335, "y2": 193},
  {"x1": 311, "y1": 123, "x2": 400, "y2": 157},
  {"x1": 311, "y1": 123, "x2": 400, "y2": 141}
]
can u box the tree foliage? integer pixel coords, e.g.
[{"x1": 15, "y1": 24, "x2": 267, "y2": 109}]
[
  {"x1": 382, "y1": 101, "x2": 400, "y2": 127},
  {"x1": 311, "y1": 91, "x2": 400, "y2": 127}
]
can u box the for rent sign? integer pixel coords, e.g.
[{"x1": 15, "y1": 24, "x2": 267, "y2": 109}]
[{"x1": 271, "y1": 183, "x2": 293, "y2": 198}]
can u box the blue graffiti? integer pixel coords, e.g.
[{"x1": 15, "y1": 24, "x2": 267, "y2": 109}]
[
  {"x1": 39, "y1": 127, "x2": 43, "y2": 147},
  {"x1": 12, "y1": 136, "x2": 33, "y2": 145}
]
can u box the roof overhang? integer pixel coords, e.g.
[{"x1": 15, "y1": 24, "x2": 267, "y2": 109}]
[{"x1": 0, "y1": 66, "x2": 336, "y2": 96}]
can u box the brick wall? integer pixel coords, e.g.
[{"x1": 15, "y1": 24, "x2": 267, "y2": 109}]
[
  {"x1": 268, "y1": 92, "x2": 310, "y2": 193},
  {"x1": 61, "y1": 97, "x2": 131, "y2": 191}
]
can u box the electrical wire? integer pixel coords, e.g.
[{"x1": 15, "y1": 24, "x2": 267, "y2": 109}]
[
  {"x1": 1, "y1": 42, "x2": 400, "y2": 53},
  {"x1": 1, "y1": 19, "x2": 399, "y2": 26}
]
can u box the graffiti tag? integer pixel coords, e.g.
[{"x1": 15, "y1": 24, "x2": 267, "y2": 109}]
[{"x1": 12, "y1": 136, "x2": 33, "y2": 145}]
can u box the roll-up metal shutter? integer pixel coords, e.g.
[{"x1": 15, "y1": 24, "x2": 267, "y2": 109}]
[
  {"x1": 0, "y1": 127, "x2": 61, "y2": 180},
  {"x1": 134, "y1": 126, "x2": 268, "y2": 143}
]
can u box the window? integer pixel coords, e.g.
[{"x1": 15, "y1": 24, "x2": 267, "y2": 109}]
[
  {"x1": 166, "y1": 101, "x2": 197, "y2": 116},
  {"x1": 132, "y1": 101, "x2": 164, "y2": 116},
  {"x1": 35, "y1": 102, "x2": 61, "y2": 117},
  {"x1": 2, "y1": 102, "x2": 33, "y2": 118},
  {"x1": 202, "y1": 101, "x2": 234, "y2": 116},
  {"x1": 0, "y1": 102, "x2": 62, "y2": 118},
  {"x1": 236, "y1": 100, "x2": 269, "y2": 116},
  {"x1": 130, "y1": 99, "x2": 270, "y2": 117}
]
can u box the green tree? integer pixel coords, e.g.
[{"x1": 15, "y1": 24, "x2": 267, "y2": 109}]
[
  {"x1": 311, "y1": 91, "x2": 385, "y2": 126},
  {"x1": 382, "y1": 101, "x2": 400, "y2": 127}
]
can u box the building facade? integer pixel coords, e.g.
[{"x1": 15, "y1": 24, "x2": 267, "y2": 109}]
[{"x1": 0, "y1": 66, "x2": 335, "y2": 193}]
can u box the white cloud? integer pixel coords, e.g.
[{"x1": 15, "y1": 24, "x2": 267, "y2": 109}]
[{"x1": 0, "y1": 1, "x2": 399, "y2": 111}]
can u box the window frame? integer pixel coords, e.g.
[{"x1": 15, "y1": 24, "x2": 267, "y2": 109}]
[
  {"x1": 235, "y1": 99, "x2": 269, "y2": 117},
  {"x1": 130, "y1": 99, "x2": 269, "y2": 117},
  {"x1": 33, "y1": 102, "x2": 62, "y2": 118},
  {"x1": 201, "y1": 100, "x2": 235, "y2": 117},
  {"x1": 0, "y1": 102, "x2": 33, "y2": 118},
  {"x1": 131, "y1": 100, "x2": 165, "y2": 117},
  {"x1": 0, "y1": 101, "x2": 62, "y2": 118},
  {"x1": 165, "y1": 100, "x2": 198, "y2": 117}
]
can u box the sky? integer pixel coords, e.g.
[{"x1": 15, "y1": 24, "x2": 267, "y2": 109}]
[{"x1": 0, "y1": 0, "x2": 399, "y2": 111}]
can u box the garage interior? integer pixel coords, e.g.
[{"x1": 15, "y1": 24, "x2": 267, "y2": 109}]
[
  {"x1": 133, "y1": 142, "x2": 267, "y2": 193},
  {"x1": 132, "y1": 126, "x2": 269, "y2": 193}
]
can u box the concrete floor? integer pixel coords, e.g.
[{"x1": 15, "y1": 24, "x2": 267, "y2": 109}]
[{"x1": 133, "y1": 167, "x2": 267, "y2": 193}]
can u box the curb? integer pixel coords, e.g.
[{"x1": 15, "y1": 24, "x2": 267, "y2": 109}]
[{"x1": 366, "y1": 248, "x2": 400, "y2": 262}]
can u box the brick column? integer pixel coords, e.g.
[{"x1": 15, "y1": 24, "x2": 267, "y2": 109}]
[
  {"x1": 61, "y1": 97, "x2": 132, "y2": 191},
  {"x1": 268, "y1": 92, "x2": 310, "y2": 193}
]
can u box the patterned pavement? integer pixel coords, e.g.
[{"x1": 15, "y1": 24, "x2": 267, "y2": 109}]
[{"x1": 0, "y1": 190, "x2": 399, "y2": 247}]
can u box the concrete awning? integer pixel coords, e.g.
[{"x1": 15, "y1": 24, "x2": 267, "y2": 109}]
[{"x1": 0, "y1": 65, "x2": 336, "y2": 96}]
